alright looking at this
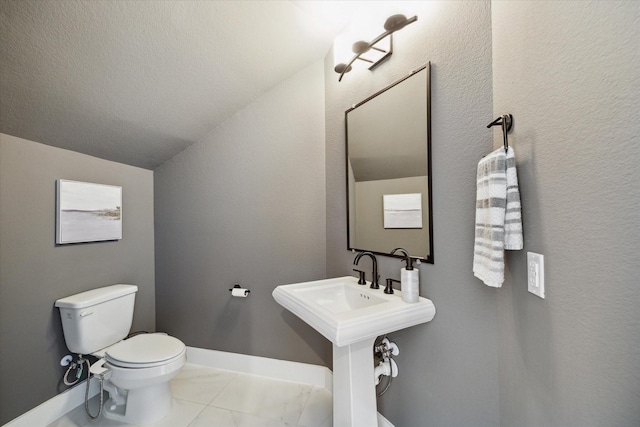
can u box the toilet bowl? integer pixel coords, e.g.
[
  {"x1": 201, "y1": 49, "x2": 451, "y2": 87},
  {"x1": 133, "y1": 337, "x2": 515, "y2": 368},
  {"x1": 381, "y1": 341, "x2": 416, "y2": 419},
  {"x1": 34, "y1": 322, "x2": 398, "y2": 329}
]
[{"x1": 92, "y1": 334, "x2": 186, "y2": 425}]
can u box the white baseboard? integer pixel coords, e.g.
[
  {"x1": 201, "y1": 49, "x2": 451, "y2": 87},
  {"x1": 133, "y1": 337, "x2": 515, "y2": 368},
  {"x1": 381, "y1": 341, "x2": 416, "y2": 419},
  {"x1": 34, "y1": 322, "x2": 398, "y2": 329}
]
[
  {"x1": 186, "y1": 346, "x2": 333, "y2": 390},
  {"x1": 2, "y1": 379, "x2": 99, "y2": 427},
  {"x1": 378, "y1": 412, "x2": 395, "y2": 427},
  {"x1": 4, "y1": 347, "x2": 394, "y2": 427}
]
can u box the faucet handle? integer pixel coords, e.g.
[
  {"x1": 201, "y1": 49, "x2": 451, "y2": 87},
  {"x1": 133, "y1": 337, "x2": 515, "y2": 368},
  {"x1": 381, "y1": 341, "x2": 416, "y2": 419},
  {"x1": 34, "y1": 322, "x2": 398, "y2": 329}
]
[
  {"x1": 384, "y1": 278, "x2": 400, "y2": 294},
  {"x1": 353, "y1": 269, "x2": 366, "y2": 285}
]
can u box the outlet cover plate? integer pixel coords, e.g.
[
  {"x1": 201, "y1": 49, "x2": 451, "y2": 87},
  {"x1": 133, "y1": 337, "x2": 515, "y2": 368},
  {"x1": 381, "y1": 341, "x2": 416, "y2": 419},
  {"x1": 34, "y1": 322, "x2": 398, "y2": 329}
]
[{"x1": 527, "y1": 252, "x2": 545, "y2": 298}]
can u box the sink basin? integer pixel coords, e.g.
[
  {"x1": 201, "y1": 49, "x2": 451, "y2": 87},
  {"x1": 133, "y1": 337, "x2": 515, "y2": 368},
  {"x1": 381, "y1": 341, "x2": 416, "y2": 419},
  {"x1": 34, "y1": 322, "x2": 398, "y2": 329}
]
[
  {"x1": 272, "y1": 276, "x2": 435, "y2": 347},
  {"x1": 273, "y1": 275, "x2": 436, "y2": 426},
  {"x1": 300, "y1": 281, "x2": 387, "y2": 313}
]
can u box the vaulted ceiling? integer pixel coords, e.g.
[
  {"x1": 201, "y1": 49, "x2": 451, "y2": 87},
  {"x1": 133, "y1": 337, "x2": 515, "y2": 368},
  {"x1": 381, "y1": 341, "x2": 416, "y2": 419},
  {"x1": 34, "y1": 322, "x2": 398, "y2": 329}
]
[{"x1": 0, "y1": 1, "x2": 344, "y2": 169}]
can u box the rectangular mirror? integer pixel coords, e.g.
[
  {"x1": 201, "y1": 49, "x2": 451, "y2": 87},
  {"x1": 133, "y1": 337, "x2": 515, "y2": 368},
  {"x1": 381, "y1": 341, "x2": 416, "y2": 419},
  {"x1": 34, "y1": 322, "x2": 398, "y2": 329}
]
[{"x1": 346, "y1": 63, "x2": 433, "y2": 263}]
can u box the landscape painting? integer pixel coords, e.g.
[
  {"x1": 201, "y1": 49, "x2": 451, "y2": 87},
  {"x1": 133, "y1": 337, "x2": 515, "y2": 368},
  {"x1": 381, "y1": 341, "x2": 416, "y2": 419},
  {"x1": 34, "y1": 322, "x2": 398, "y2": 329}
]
[{"x1": 56, "y1": 180, "x2": 122, "y2": 244}]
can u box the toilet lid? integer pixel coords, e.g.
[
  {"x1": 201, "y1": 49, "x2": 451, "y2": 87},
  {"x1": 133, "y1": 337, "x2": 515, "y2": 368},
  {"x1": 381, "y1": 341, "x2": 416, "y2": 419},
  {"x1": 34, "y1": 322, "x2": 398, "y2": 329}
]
[{"x1": 105, "y1": 334, "x2": 185, "y2": 367}]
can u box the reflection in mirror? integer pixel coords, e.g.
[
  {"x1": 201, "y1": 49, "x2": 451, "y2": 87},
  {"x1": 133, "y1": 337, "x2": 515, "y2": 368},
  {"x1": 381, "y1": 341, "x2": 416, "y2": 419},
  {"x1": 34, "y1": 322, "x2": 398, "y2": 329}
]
[{"x1": 346, "y1": 64, "x2": 432, "y2": 263}]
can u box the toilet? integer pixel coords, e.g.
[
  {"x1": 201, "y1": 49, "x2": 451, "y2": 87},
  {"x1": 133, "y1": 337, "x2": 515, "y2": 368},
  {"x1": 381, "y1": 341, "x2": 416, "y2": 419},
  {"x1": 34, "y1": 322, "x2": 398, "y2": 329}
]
[{"x1": 55, "y1": 284, "x2": 186, "y2": 425}]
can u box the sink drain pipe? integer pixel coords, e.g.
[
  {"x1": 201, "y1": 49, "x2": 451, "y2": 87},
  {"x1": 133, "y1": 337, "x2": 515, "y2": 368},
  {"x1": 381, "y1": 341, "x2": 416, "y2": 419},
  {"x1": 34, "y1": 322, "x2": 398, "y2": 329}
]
[{"x1": 374, "y1": 337, "x2": 399, "y2": 397}]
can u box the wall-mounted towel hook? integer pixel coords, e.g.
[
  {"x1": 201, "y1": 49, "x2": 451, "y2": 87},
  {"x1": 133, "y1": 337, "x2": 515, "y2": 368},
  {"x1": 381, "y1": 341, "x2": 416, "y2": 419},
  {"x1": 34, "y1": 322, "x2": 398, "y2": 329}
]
[{"x1": 487, "y1": 114, "x2": 513, "y2": 152}]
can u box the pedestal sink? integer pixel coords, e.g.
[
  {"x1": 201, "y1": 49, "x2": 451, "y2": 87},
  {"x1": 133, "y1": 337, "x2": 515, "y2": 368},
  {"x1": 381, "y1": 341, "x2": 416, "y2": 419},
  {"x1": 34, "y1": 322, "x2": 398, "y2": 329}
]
[{"x1": 273, "y1": 276, "x2": 435, "y2": 427}]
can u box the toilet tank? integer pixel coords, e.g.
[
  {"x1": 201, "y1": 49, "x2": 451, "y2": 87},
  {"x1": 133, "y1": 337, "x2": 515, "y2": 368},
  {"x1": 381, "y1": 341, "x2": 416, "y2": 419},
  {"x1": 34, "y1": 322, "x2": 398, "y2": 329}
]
[{"x1": 55, "y1": 284, "x2": 138, "y2": 355}]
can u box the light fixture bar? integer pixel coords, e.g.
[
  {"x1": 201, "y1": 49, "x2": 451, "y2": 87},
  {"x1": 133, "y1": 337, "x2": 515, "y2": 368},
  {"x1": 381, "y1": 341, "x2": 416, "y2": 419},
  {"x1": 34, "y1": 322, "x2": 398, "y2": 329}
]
[{"x1": 335, "y1": 15, "x2": 418, "y2": 82}]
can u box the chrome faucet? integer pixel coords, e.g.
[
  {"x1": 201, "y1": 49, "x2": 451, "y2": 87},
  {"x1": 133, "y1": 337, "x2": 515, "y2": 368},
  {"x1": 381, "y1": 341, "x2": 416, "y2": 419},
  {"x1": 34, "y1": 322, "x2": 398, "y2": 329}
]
[{"x1": 353, "y1": 251, "x2": 380, "y2": 289}]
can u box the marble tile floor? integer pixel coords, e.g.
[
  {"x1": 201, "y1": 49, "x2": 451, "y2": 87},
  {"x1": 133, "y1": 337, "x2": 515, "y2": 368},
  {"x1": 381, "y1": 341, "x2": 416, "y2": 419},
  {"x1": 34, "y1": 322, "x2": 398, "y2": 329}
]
[{"x1": 48, "y1": 364, "x2": 332, "y2": 427}]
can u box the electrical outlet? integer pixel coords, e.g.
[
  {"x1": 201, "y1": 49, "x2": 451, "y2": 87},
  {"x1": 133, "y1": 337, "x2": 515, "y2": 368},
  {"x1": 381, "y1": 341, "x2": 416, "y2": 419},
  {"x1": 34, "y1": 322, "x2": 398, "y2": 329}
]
[{"x1": 527, "y1": 252, "x2": 545, "y2": 298}]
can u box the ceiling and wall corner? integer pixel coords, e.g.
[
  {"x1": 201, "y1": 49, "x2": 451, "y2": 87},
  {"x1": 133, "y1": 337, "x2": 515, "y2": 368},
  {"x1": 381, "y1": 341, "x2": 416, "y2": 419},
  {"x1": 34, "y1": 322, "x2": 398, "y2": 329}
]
[
  {"x1": 153, "y1": 60, "x2": 329, "y2": 367},
  {"x1": 0, "y1": 0, "x2": 342, "y2": 169}
]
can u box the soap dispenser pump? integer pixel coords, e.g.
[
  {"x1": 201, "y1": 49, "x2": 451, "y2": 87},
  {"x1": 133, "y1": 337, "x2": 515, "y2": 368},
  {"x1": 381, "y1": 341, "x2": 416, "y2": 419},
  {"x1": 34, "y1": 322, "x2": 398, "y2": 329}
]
[{"x1": 391, "y1": 248, "x2": 419, "y2": 303}]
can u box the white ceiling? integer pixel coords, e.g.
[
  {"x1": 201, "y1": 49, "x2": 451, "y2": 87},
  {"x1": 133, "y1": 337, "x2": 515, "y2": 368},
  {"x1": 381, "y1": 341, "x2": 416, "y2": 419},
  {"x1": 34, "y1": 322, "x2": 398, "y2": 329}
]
[{"x1": 0, "y1": 1, "x2": 346, "y2": 169}]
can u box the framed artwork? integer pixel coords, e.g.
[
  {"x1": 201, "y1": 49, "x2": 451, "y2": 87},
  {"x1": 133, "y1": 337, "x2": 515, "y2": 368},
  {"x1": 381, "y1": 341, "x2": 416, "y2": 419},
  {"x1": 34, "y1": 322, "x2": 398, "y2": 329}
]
[
  {"x1": 383, "y1": 193, "x2": 423, "y2": 229},
  {"x1": 56, "y1": 180, "x2": 122, "y2": 244}
]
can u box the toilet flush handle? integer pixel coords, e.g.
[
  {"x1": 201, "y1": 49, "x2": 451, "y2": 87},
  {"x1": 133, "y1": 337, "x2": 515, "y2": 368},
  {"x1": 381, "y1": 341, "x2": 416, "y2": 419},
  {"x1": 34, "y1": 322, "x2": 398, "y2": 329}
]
[{"x1": 79, "y1": 310, "x2": 93, "y2": 318}]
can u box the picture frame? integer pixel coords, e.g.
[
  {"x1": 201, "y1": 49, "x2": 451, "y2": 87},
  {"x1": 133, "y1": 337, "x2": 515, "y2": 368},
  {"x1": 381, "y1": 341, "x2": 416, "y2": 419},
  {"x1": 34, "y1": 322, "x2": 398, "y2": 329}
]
[
  {"x1": 56, "y1": 179, "x2": 122, "y2": 244},
  {"x1": 383, "y1": 193, "x2": 423, "y2": 229}
]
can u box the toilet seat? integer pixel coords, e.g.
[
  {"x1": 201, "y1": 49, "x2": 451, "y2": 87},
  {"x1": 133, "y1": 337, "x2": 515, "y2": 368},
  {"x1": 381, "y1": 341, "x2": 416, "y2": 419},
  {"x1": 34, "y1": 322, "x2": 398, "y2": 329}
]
[{"x1": 105, "y1": 334, "x2": 186, "y2": 368}]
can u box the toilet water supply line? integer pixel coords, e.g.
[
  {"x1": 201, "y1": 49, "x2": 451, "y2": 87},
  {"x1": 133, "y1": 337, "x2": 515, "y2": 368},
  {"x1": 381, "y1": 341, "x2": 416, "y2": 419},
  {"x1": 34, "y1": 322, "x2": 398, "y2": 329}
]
[
  {"x1": 374, "y1": 337, "x2": 399, "y2": 397},
  {"x1": 62, "y1": 355, "x2": 105, "y2": 419}
]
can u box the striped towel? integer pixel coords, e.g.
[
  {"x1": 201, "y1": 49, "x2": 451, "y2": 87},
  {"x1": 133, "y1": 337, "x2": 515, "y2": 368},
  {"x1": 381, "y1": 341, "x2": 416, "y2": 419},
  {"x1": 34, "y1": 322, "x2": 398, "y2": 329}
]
[{"x1": 473, "y1": 147, "x2": 523, "y2": 287}]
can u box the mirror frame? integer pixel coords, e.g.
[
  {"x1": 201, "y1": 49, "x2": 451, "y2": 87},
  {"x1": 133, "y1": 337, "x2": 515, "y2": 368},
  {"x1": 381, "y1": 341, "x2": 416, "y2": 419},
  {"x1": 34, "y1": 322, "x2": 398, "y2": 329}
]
[{"x1": 345, "y1": 63, "x2": 433, "y2": 263}]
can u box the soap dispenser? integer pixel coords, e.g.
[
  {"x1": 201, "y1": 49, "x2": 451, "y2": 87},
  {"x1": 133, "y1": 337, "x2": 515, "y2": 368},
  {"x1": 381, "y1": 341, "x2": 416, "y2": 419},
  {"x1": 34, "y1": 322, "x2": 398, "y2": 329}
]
[{"x1": 391, "y1": 248, "x2": 419, "y2": 303}]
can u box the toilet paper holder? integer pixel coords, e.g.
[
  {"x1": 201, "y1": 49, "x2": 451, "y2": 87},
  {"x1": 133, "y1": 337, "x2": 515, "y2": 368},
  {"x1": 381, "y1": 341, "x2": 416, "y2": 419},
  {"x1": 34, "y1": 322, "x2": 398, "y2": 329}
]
[{"x1": 229, "y1": 284, "x2": 250, "y2": 297}]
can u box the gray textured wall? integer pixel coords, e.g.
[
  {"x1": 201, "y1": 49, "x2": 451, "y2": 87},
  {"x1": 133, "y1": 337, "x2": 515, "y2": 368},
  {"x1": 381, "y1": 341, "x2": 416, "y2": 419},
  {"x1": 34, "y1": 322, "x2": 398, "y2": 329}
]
[
  {"x1": 492, "y1": 2, "x2": 640, "y2": 426},
  {"x1": 325, "y1": 2, "x2": 500, "y2": 425},
  {"x1": 154, "y1": 62, "x2": 330, "y2": 365},
  {"x1": 0, "y1": 133, "x2": 155, "y2": 424}
]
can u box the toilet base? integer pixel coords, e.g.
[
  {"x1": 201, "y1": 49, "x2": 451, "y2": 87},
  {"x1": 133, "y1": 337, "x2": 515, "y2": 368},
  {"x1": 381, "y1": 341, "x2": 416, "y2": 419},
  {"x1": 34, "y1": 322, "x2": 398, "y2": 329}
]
[{"x1": 103, "y1": 381, "x2": 173, "y2": 425}]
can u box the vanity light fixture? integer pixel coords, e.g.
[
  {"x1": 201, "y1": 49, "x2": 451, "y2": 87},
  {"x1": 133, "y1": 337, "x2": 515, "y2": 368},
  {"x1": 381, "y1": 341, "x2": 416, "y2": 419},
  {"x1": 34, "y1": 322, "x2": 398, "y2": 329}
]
[{"x1": 334, "y1": 14, "x2": 418, "y2": 82}]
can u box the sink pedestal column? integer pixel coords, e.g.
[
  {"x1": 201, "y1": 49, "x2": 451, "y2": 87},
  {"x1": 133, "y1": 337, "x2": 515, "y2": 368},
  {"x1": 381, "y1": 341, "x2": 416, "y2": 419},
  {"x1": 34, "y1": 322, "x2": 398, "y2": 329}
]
[{"x1": 333, "y1": 338, "x2": 378, "y2": 427}]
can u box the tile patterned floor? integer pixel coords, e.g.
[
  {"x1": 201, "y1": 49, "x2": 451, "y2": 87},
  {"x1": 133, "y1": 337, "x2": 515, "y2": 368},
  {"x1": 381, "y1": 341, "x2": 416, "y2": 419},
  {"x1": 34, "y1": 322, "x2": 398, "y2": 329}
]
[{"x1": 48, "y1": 364, "x2": 332, "y2": 427}]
